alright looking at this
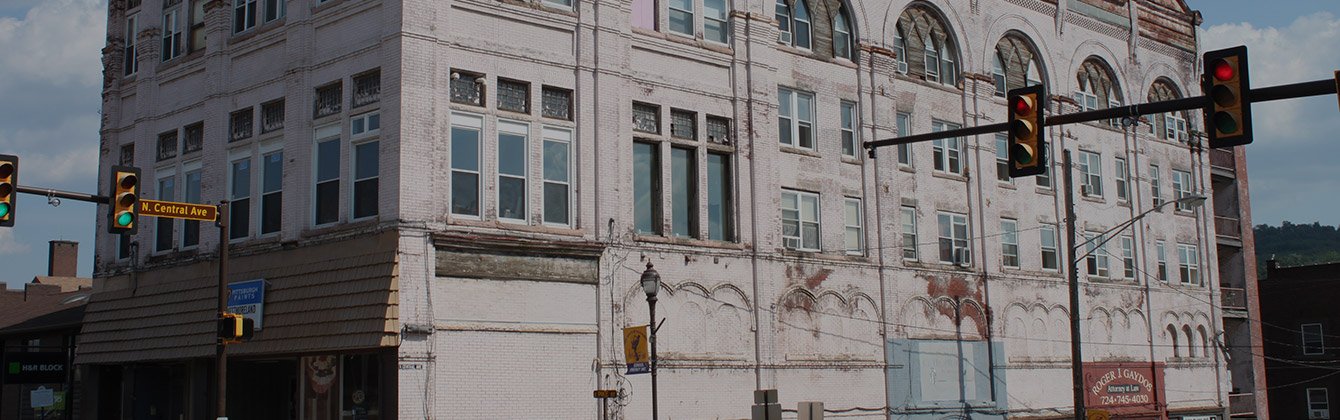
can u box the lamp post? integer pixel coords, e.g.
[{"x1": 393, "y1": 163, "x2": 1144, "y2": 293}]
[
  {"x1": 1062, "y1": 148, "x2": 1205, "y2": 419},
  {"x1": 641, "y1": 263, "x2": 661, "y2": 420}
]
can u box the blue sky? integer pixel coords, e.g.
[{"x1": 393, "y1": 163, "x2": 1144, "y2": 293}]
[{"x1": 0, "y1": 1, "x2": 1336, "y2": 285}]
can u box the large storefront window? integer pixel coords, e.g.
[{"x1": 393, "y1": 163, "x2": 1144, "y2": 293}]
[{"x1": 301, "y1": 353, "x2": 384, "y2": 420}]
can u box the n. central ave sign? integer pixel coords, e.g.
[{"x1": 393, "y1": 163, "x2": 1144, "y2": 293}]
[{"x1": 139, "y1": 199, "x2": 217, "y2": 222}]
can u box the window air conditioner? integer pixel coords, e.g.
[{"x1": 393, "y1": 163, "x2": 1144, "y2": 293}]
[
  {"x1": 1081, "y1": 184, "x2": 1093, "y2": 196},
  {"x1": 954, "y1": 248, "x2": 971, "y2": 267},
  {"x1": 1311, "y1": 409, "x2": 1329, "y2": 419}
]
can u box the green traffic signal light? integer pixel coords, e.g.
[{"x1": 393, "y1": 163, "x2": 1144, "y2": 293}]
[
  {"x1": 0, "y1": 202, "x2": 9, "y2": 218},
  {"x1": 116, "y1": 211, "x2": 133, "y2": 227}
]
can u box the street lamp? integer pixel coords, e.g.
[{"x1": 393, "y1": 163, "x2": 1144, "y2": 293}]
[
  {"x1": 640, "y1": 262, "x2": 661, "y2": 420},
  {"x1": 1062, "y1": 149, "x2": 1205, "y2": 419}
]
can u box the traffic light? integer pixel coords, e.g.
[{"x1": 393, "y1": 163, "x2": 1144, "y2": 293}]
[
  {"x1": 218, "y1": 313, "x2": 254, "y2": 343},
  {"x1": 1007, "y1": 85, "x2": 1047, "y2": 177},
  {"x1": 108, "y1": 166, "x2": 140, "y2": 234},
  {"x1": 1203, "y1": 46, "x2": 1253, "y2": 148},
  {"x1": 0, "y1": 155, "x2": 15, "y2": 227}
]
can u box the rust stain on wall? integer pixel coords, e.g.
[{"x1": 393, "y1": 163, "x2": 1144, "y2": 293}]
[{"x1": 921, "y1": 273, "x2": 990, "y2": 338}]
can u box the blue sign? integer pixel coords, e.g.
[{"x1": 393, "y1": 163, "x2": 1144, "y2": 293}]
[{"x1": 228, "y1": 279, "x2": 266, "y2": 330}]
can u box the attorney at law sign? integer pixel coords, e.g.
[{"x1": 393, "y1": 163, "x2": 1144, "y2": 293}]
[
  {"x1": 228, "y1": 279, "x2": 265, "y2": 330},
  {"x1": 1083, "y1": 362, "x2": 1166, "y2": 416}
]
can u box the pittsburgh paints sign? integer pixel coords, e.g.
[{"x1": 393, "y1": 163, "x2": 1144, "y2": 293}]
[{"x1": 1082, "y1": 362, "x2": 1166, "y2": 416}]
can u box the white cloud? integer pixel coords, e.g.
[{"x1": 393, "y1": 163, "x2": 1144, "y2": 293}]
[
  {"x1": 0, "y1": 229, "x2": 30, "y2": 256},
  {"x1": 0, "y1": 114, "x2": 100, "y2": 187},
  {"x1": 0, "y1": 0, "x2": 106, "y2": 89}
]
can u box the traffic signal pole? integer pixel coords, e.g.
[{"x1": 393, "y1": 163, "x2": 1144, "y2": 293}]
[
  {"x1": 216, "y1": 200, "x2": 230, "y2": 420},
  {"x1": 14, "y1": 185, "x2": 108, "y2": 205}
]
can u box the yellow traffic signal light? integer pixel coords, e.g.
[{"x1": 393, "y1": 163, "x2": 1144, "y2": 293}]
[
  {"x1": 1007, "y1": 85, "x2": 1047, "y2": 177},
  {"x1": 108, "y1": 166, "x2": 140, "y2": 234},
  {"x1": 217, "y1": 313, "x2": 255, "y2": 343},
  {"x1": 1203, "y1": 46, "x2": 1253, "y2": 148},
  {"x1": 0, "y1": 155, "x2": 15, "y2": 227}
]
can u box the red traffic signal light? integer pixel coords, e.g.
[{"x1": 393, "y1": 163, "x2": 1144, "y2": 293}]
[
  {"x1": 0, "y1": 155, "x2": 16, "y2": 227},
  {"x1": 108, "y1": 166, "x2": 140, "y2": 234},
  {"x1": 1007, "y1": 85, "x2": 1048, "y2": 178},
  {"x1": 1203, "y1": 46, "x2": 1253, "y2": 148}
]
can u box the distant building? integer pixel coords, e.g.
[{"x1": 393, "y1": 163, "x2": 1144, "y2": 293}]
[
  {"x1": 1261, "y1": 260, "x2": 1340, "y2": 420},
  {"x1": 0, "y1": 241, "x2": 91, "y2": 420}
]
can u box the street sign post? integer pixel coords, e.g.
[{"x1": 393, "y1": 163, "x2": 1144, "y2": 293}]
[{"x1": 139, "y1": 199, "x2": 217, "y2": 221}]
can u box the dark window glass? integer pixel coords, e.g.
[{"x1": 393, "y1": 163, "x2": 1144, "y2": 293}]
[
  {"x1": 633, "y1": 142, "x2": 661, "y2": 234},
  {"x1": 315, "y1": 139, "x2": 340, "y2": 224}
]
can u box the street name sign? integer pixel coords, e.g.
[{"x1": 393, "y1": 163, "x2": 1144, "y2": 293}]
[{"x1": 139, "y1": 199, "x2": 217, "y2": 222}]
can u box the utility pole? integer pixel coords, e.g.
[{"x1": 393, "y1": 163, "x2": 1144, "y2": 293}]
[
  {"x1": 1062, "y1": 150, "x2": 1085, "y2": 420},
  {"x1": 215, "y1": 201, "x2": 230, "y2": 420}
]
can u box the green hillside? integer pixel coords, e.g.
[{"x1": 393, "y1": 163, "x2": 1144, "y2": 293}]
[{"x1": 1254, "y1": 222, "x2": 1340, "y2": 277}]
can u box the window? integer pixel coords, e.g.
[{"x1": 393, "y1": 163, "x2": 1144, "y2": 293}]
[
  {"x1": 1303, "y1": 324, "x2": 1325, "y2": 355},
  {"x1": 706, "y1": 152, "x2": 733, "y2": 241},
  {"x1": 633, "y1": 102, "x2": 660, "y2": 134},
  {"x1": 992, "y1": 53, "x2": 1006, "y2": 97},
  {"x1": 1307, "y1": 388, "x2": 1329, "y2": 419},
  {"x1": 450, "y1": 114, "x2": 482, "y2": 217},
  {"x1": 263, "y1": 0, "x2": 284, "y2": 22},
  {"x1": 162, "y1": 7, "x2": 183, "y2": 61},
  {"x1": 671, "y1": 109, "x2": 696, "y2": 140},
  {"x1": 937, "y1": 212, "x2": 969, "y2": 265},
  {"x1": 497, "y1": 121, "x2": 529, "y2": 222},
  {"x1": 230, "y1": 157, "x2": 251, "y2": 240},
  {"x1": 1073, "y1": 82, "x2": 1098, "y2": 112},
  {"x1": 706, "y1": 116, "x2": 731, "y2": 145},
  {"x1": 188, "y1": 0, "x2": 205, "y2": 53},
  {"x1": 1168, "y1": 325, "x2": 1180, "y2": 358},
  {"x1": 923, "y1": 42, "x2": 939, "y2": 82},
  {"x1": 315, "y1": 82, "x2": 342, "y2": 118},
  {"x1": 840, "y1": 101, "x2": 857, "y2": 157},
  {"x1": 1173, "y1": 170, "x2": 1193, "y2": 211},
  {"x1": 901, "y1": 206, "x2": 917, "y2": 260},
  {"x1": 497, "y1": 79, "x2": 530, "y2": 114},
  {"x1": 844, "y1": 197, "x2": 862, "y2": 255},
  {"x1": 351, "y1": 111, "x2": 380, "y2": 137},
  {"x1": 1036, "y1": 150, "x2": 1053, "y2": 189},
  {"x1": 1085, "y1": 233, "x2": 1109, "y2": 278},
  {"x1": 183, "y1": 122, "x2": 203, "y2": 154},
  {"x1": 670, "y1": 147, "x2": 698, "y2": 237},
  {"x1": 791, "y1": 0, "x2": 811, "y2": 49},
  {"x1": 314, "y1": 124, "x2": 340, "y2": 225},
  {"x1": 667, "y1": 0, "x2": 693, "y2": 36},
  {"x1": 1165, "y1": 113, "x2": 1187, "y2": 143},
  {"x1": 896, "y1": 112, "x2": 911, "y2": 166},
  {"x1": 157, "y1": 130, "x2": 178, "y2": 161},
  {"x1": 632, "y1": 0, "x2": 655, "y2": 29},
  {"x1": 1001, "y1": 218, "x2": 1018, "y2": 268},
  {"x1": 1078, "y1": 151, "x2": 1103, "y2": 197},
  {"x1": 704, "y1": 0, "x2": 728, "y2": 43},
  {"x1": 1178, "y1": 244, "x2": 1200, "y2": 285},
  {"x1": 119, "y1": 143, "x2": 135, "y2": 166},
  {"x1": 231, "y1": 108, "x2": 254, "y2": 142},
  {"x1": 892, "y1": 25, "x2": 908, "y2": 74},
  {"x1": 352, "y1": 141, "x2": 379, "y2": 219},
  {"x1": 833, "y1": 9, "x2": 852, "y2": 60},
  {"x1": 1156, "y1": 241, "x2": 1168, "y2": 282},
  {"x1": 449, "y1": 70, "x2": 484, "y2": 106},
  {"x1": 774, "y1": 0, "x2": 791, "y2": 44},
  {"x1": 542, "y1": 86, "x2": 572, "y2": 120},
  {"x1": 260, "y1": 151, "x2": 282, "y2": 235},
  {"x1": 781, "y1": 190, "x2": 819, "y2": 251},
  {"x1": 155, "y1": 175, "x2": 175, "y2": 252},
  {"x1": 353, "y1": 70, "x2": 380, "y2": 108},
  {"x1": 543, "y1": 127, "x2": 572, "y2": 226},
  {"x1": 1040, "y1": 225, "x2": 1058, "y2": 270},
  {"x1": 1150, "y1": 165, "x2": 1163, "y2": 207},
  {"x1": 931, "y1": 121, "x2": 963, "y2": 174},
  {"x1": 634, "y1": 142, "x2": 661, "y2": 235},
  {"x1": 125, "y1": 14, "x2": 139, "y2": 76},
  {"x1": 261, "y1": 99, "x2": 285, "y2": 134},
  {"x1": 234, "y1": 0, "x2": 257, "y2": 33},
  {"x1": 182, "y1": 169, "x2": 201, "y2": 248},
  {"x1": 1184, "y1": 325, "x2": 1196, "y2": 357},
  {"x1": 1120, "y1": 235, "x2": 1135, "y2": 279},
  {"x1": 994, "y1": 133, "x2": 1010, "y2": 182},
  {"x1": 1115, "y1": 157, "x2": 1129, "y2": 201},
  {"x1": 777, "y1": 88, "x2": 815, "y2": 150},
  {"x1": 544, "y1": 0, "x2": 571, "y2": 8}
]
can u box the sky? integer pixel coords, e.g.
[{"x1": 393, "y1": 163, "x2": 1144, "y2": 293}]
[{"x1": 0, "y1": 0, "x2": 1336, "y2": 285}]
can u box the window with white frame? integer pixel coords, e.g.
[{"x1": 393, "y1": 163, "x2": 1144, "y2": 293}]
[
  {"x1": 125, "y1": 14, "x2": 139, "y2": 76},
  {"x1": 634, "y1": 142, "x2": 661, "y2": 235},
  {"x1": 1079, "y1": 151, "x2": 1103, "y2": 197},
  {"x1": 995, "y1": 133, "x2": 1011, "y2": 183},
  {"x1": 931, "y1": 121, "x2": 964, "y2": 174},
  {"x1": 352, "y1": 140, "x2": 379, "y2": 219},
  {"x1": 1307, "y1": 388, "x2": 1329, "y2": 419},
  {"x1": 1074, "y1": 80, "x2": 1098, "y2": 112},
  {"x1": 314, "y1": 124, "x2": 341, "y2": 225},
  {"x1": 670, "y1": 147, "x2": 698, "y2": 238},
  {"x1": 833, "y1": 8, "x2": 853, "y2": 60},
  {"x1": 896, "y1": 112, "x2": 911, "y2": 166},
  {"x1": 778, "y1": 88, "x2": 815, "y2": 150},
  {"x1": 182, "y1": 167, "x2": 202, "y2": 248},
  {"x1": 707, "y1": 152, "x2": 733, "y2": 241},
  {"x1": 234, "y1": 0, "x2": 258, "y2": 33},
  {"x1": 497, "y1": 121, "x2": 529, "y2": 222},
  {"x1": 162, "y1": 7, "x2": 183, "y2": 61},
  {"x1": 782, "y1": 190, "x2": 819, "y2": 251},
  {"x1": 791, "y1": 0, "x2": 811, "y2": 49},
  {"x1": 451, "y1": 114, "x2": 482, "y2": 217},
  {"x1": 1178, "y1": 243, "x2": 1200, "y2": 285},
  {"x1": 667, "y1": 0, "x2": 694, "y2": 36},
  {"x1": 544, "y1": 0, "x2": 572, "y2": 8},
  {"x1": 1085, "y1": 232, "x2": 1109, "y2": 278},
  {"x1": 938, "y1": 212, "x2": 969, "y2": 265},
  {"x1": 352, "y1": 111, "x2": 380, "y2": 138},
  {"x1": 263, "y1": 0, "x2": 284, "y2": 22},
  {"x1": 1156, "y1": 241, "x2": 1168, "y2": 282},
  {"x1": 155, "y1": 174, "x2": 175, "y2": 252},
  {"x1": 1036, "y1": 149, "x2": 1052, "y2": 189},
  {"x1": 704, "y1": 0, "x2": 729, "y2": 43},
  {"x1": 261, "y1": 150, "x2": 282, "y2": 235},
  {"x1": 1115, "y1": 157, "x2": 1129, "y2": 201},
  {"x1": 1303, "y1": 324, "x2": 1326, "y2": 356},
  {"x1": 543, "y1": 127, "x2": 572, "y2": 226},
  {"x1": 774, "y1": 0, "x2": 792, "y2": 44},
  {"x1": 901, "y1": 206, "x2": 917, "y2": 261},
  {"x1": 844, "y1": 197, "x2": 863, "y2": 255},
  {"x1": 1040, "y1": 225, "x2": 1058, "y2": 270},
  {"x1": 230, "y1": 157, "x2": 251, "y2": 240},
  {"x1": 840, "y1": 101, "x2": 857, "y2": 157},
  {"x1": 992, "y1": 53, "x2": 1007, "y2": 97},
  {"x1": 1173, "y1": 170, "x2": 1193, "y2": 211},
  {"x1": 892, "y1": 25, "x2": 908, "y2": 73},
  {"x1": 1001, "y1": 218, "x2": 1018, "y2": 268},
  {"x1": 1150, "y1": 164, "x2": 1163, "y2": 207},
  {"x1": 1165, "y1": 112, "x2": 1188, "y2": 143},
  {"x1": 1120, "y1": 235, "x2": 1135, "y2": 279}
]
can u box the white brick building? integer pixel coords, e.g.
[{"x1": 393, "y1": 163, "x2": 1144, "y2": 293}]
[{"x1": 82, "y1": 0, "x2": 1263, "y2": 418}]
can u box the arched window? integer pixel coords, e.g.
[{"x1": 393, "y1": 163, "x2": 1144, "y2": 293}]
[
  {"x1": 775, "y1": 0, "x2": 792, "y2": 44},
  {"x1": 896, "y1": 4, "x2": 959, "y2": 87},
  {"x1": 833, "y1": 7, "x2": 853, "y2": 60},
  {"x1": 1183, "y1": 325, "x2": 1196, "y2": 358},
  {"x1": 1167, "y1": 325, "x2": 1180, "y2": 358},
  {"x1": 1149, "y1": 78, "x2": 1190, "y2": 143},
  {"x1": 893, "y1": 25, "x2": 908, "y2": 73},
  {"x1": 1076, "y1": 57, "x2": 1123, "y2": 127},
  {"x1": 1198, "y1": 326, "x2": 1211, "y2": 358},
  {"x1": 792, "y1": 0, "x2": 812, "y2": 49},
  {"x1": 993, "y1": 33, "x2": 1045, "y2": 97}
]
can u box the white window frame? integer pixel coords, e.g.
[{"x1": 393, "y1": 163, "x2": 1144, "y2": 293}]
[
  {"x1": 125, "y1": 14, "x2": 139, "y2": 76},
  {"x1": 1150, "y1": 164, "x2": 1163, "y2": 207},
  {"x1": 1178, "y1": 243, "x2": 1200, "y2": 285},
  {"x1": 901, "y1": 206, "x2": 918, "y2": 261},
  {"x1": 1303, "y1": 324, "x2": 1326, "y2": 355},
  {"x1": 1115, "y1": 157, "x2": 1129, "y2": 201},
  {"x1": 234, "y1": 0, "x2": 258, "y2": 34},
  {"x1": 896, "y1": 112, "x2": 912, "y2": 167},
  {"x1": 937, "y1": 212, "x2": 970, "y2": 266},
  {"x1": 259, "y1": 143, "x2": 283, "y2": 236},
  {"x1": 924, "y1": 42, "x2": 940, "y2": 83},
  {"x1": 1040, "y1": 225, "x2": 1058, "y2": 271},
  {"x1": 263, "y1": 0, "x2": 285, "y2": 22},
  {"x1": 162, "y1": 7, "x2": 182, "y2": 61},
  {"x1": 1307, "y1": 387, "x2": 1330, "y2": 419},
  {"x1": 840, "y1": 101, "x2": 857, "y2": 157},
  {"x1": 1001, "y1": 218, "x2": 1019, "y2": 268},
  {"x1": 994, "y1": 133, "x2": 1011, "y2": 183},
  {"x1": 450, "y1": 113, "x2": 483, "y2": 219},
  {"x1": 1079, "y1": 151, "x2": 1103, "y2": 197},
  {"x1": 667, "y1": 0, "x2": 694, "y2": 37},
  {"x1": 312, "y1": 123, "x2": 342, "y2": 227},
  {"x1": 844, "y1": 197, "x2": 863, "y2": 255},
  {"x1": 781, "y1": 189, "x2": 820, "y2": 251},
  {"x1": 497, "y1": 120, "x2": 530, "y2": 224},
  {"x1": 703, "y1": 0, "x2": 729, "y2": 44},
  {"x1": 1074, "y1": 81, "x2": 1098, "y2": 112},
  {"x1": 931, "y1": 120, "x2": 963, "y2": 175},
  {"x1": 542, "y1": 126, "x2": 573, "y2": 227},
  {"x1": 1120, "y1": 235, "x2": 1135, "y2": 279},
  {"x1": 1173, "y1": 170, "x2": 1194, "y2": 212},
  {"x1": 154, "y1": 170, "x2": 176, "y2": 253},
  {"x1": 350, "y1": 139, "x2": 379, "y2": 221},
  {"x1": 992, "y1": 52, "x2": 1006, "y2": 97},
  {"x1": 833, "y1": 10, "x2": 852, "y2": 60},
  {"x1": 791, "y1": 0, "x2": 811, "y2": 50},
  {"x1": 892, "y1": 26, "x2": 908, "y2": 74},
  {"x1": 1165, "y1": 112, "x2": 1188, "y2": 143},
  {"x1": 1156, "y1": 241, "x2": 1168, "y2": 282},
  {"x1": 180, "y1": 161, "x2": 203, "y2": 250},
  {"x1": 1085, "y1": 232, "x2": 1109, "y2": 278},
  {"x1": 774, "y1": 0, "x2": 791, "y2": 45},
  {"x1": 228, "y1": 153, "x2": 253, "y2": 242},
  {"x1": 778, "y1": 87, "x2": 815, "y2": 150},
  {"x1": 351, "y1": 111, "x2": 381, "y2": 139}
]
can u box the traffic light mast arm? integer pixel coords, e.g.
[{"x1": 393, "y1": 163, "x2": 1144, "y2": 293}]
[{"x1": 15, "y1": 185, "x2": 109, "y2": 204}]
